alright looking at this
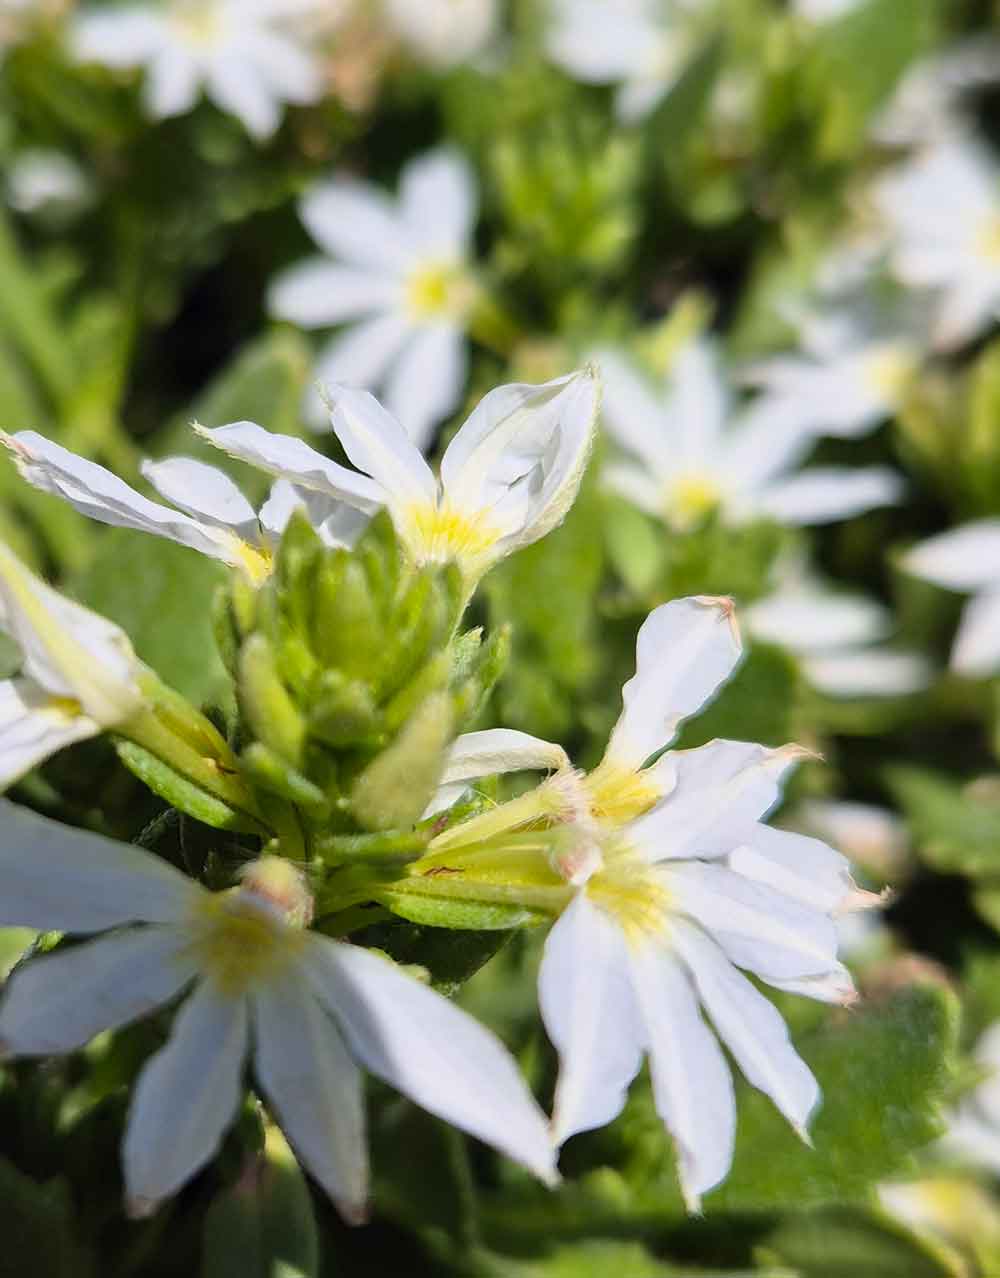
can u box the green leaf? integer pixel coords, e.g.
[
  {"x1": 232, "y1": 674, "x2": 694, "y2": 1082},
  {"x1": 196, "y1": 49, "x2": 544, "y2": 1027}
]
[
  {"x1": 884, "y1": 766, "x2": 1000, "y2": 878},
  {"x1": 675, "y1": 642, "x2": 799, "y2": 750},
  {"x1": 0, "y1": 1157, "x2": 93, "y2": 1278},
  {"x1": 379, "y1": 889, "x2": 544, "y2": 934},
  {"x1": 72, "y1": 529, "x2": 229, "y2": 707},
  {"x1": 757, "y1": 1205, "x2": 960, "y2": 1278},
  {"x1": 115, "y1": 740, "x2": 256, "y2": 833},
  {"x1": 482, "y1": 1240, "x2": 785, "y2": 1278}
]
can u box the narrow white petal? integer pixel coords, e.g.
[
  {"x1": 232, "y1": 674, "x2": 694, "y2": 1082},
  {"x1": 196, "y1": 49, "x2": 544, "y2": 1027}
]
[
  {"x1": 951, "y1": 589, "x2": 1000, "y2": 677},
  {"x1": 141, "y1": 457, "x2": 258, "y2": 537},
  {"x1": 206, "y1": 57, "x2": 281, "y2": 139},
  {"x1": 300, "y1": 180, "x2": 414, "y2": 272},
  {"x1": 628, "y1": 941, "x2": 735, "y2": 1211},
  {"x1": 268, "y1": 260, "x2": 400, "y2": 327},
  {"x1": 124, "y1": 984, "x2": 249, "y2": 1216},
  {"x1": 804, "y1": 649, "x2": 931, "y2": 697},
  {"x1": 0, "y1": 679, "x2": 98, "y2": 790},
  {"x1": 627, "y1": 741, "x2": 805, "y2": 862},
  {"x1": 606, "y1": 597, "x2": 742, "y2": 770},
  {"x1": 546, "y1": 1, "x2": 657, "y2": 83},
  {"x1": 0, "y1": 926, "x2": 196, "y2": 1056},
  {"x1": 145, "y1": 45, "x2": 202, "y2": 119},
  {"x1": 726, "y1": 822, "x2": 855, "y2": 914},
  {"x1": 593, "y1": 349, "x2": 676, "y2": 478},
  {"x1": 313, "y1": 313, "x2": 414, "y2": 394},
  {"x1": 539, "y1": 892, "x2": 645, "y2": 1144},
  {"x1": 326, "y1": 385, "x2": 438, "y2": 507},
  {"x1": 241, "y1": 29, "x2": 322, "y2": 104},
  {"x1": 755, "y1": 467, "x2": 903, "y2": 525},
  {"x1": 2, "y1": 432, "x2": 240, "y2": 565},
  {"x1": 765, "y1": 966, "x2": 857, "y2": 1005},
  {"x1": 399, "y1": 147, "x2": 477, "y2": 257},
  {"x1": 747, "y1": 586, "x2": 890, "y2": 657},
  {"x1": 663, "y1": 862, "x2": 840, "y2": 981},
  {"x1": 439, "y1": 729, "x2": 569, "y2": 786},
  {"x1": 602, "y1": 460, "x2": 665, "y2": 517},
  {"x1": 903, "y1": 521, "x2": 1000, "y2": 592},
  {"x1": 718, "y1": 405, "x2": 816, "y2": 495},
  {"x1": 72, "y1": 10, "x2": 164, "y2": 66},
  {"x1": 673, "y1": 920, "x2": 819, "y2": 1139},
  {"x1": 383, "y1": 324, "x2": 468, "y2": 450},
  {"x1": 666, "y1": 339, "x2": 729, "y2": 468},
  {"x1": 301, "y1": 936, "x2": 558, "y2": 1184},
  {"x1": 0, "y1": 800, "x2": 202, "y2": 932},
  {"x1": 933, "y1": 276, "x2": 1000, "y2": 351},
  {"x1": 252, "y1": 970, "x2": 368, "y2": 1223},
  {"x1": 195, "y1": 421, "x2": 384, "y2": 509}
]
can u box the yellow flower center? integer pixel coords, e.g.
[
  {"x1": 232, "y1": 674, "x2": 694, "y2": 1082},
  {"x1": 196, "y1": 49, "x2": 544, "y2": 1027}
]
[
  {"x1": 184, "y1": 891, "x2": 306, "y2": 998},
  {"x1": 666, "y1": 473, "x2": 720, "y2": 529},
  {"x1": 978, "y1": 213, "x2": 1000, "y2": 265},
  {"x1": 48, "y1": 695, "x2": 83, "y2": 720},
  {"x1": 404, "y1": 501, "x2": 502, "y2": 568},
  {"x1": 404, "y1": 262, "x2": 474, "y2": 321},
  {"x1": 233, "y1": 539, "x2": 274, "y2": 587},
  {"x1": 584, "y1": 758, "x2": 665, "y2": 827},
  {"x1": 589, "y1": 853, "x2": 672, "y2": 945},
  {"x1": 864, "y1": 346, "x2": 915, "y2": 404},
  {"x1": 172, "y1": 3, "x2": 224, "y2": 47}
]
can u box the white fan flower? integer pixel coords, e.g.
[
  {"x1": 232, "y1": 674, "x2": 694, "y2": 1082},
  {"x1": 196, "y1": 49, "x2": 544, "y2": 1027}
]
[
  {"x1": 383, "y1": 0, "x2": 498, "y2": 69},
  {"x1": 545, "y1": 0, "x2": 697, "y2": 124},
  {"x1": 1, "y1": 431, "x2": 380, "y2": 585},
  {"x1": 746, "y1": 570, "x2": 931, "y2": 698},
  {"x1": 791, "y1": 0, "x2": 863, "y2": 21},
  {"x1": 941, "y1": 1022, "x2": 1000, "y2": 1175},
  {"x1": 902, "y1": 520, "x2": 1000, "y2": 678},
  {"x1": 198, "y1": 368, "x2": 600, "y2": 590},
  {"x1": 792, "y1": 798, "x2": 910, "y2": 884},
  {"x1": 0, "y1": 803, "x2": 558, "y2": 1220},
  {"x1": 598, "y1": 338, "x2": 903, "y2": 531},
  {"x1": 0, "y1": 542, "x2": 145, "y2": 790},
  {"x1": 6, "y1": 149, "x2": 93, "y2": 219},
  {"x1": 875, "y1": 135, "x2": 1000, "y2": 350},
  {"x1": 269, "y1": 147, "x2": 480, "y2": 448},
  {"x1": 72, "y1": 0, "x2": 326, "y2": 139},
  {"x1": 873, "y1": 36, "x2": 1000, "y2": 147}
]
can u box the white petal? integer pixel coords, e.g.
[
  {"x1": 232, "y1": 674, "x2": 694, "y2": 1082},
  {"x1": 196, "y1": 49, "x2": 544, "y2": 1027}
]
[
  {"x1": 601, "y1": 460, "x2": 666, "y2": 517},
  {"x1": 439, "y1": 729, "x2": 569, "y2": 786},
  {"x1": 325, "y1": 385, "x2": 438, "y2": 507},
  {"x1": 0, "y1": 926, "x2": 196, "y2": 1056},
  {"x1": 951, "y1": 589, "x2": 1000, "y2": 677},
  {"x1": 606, "y1": 597, "x2": 743, "y2": 770},
  {"x1": 300, "y1": 180, "x2": 414, "y2": 273},
  {"x1": 665, "y1": 339, "x2": 728, "y2": 469},
  {"x1": 141, "y1": 457, "x2": 258, "y2": 537},
  {"x1": 383, "y1": 324, "x2": 468, "y2": 450},
  {"x1": 195, "y1": 421, "x2": 384, "y2": 509},
  {"x1": 595, "y1": 349, "x2": 676, "y2": 478},
  {"x1": 252, "y1": 969, "x2": 368, "y2": 1222},
  {"x1": 2, "y1": 432, "x2": 241, "y2": 566},
  {"x1": 804, "y1": 649, "x2": 931, "y2": 697},
  {"x1": 726, "y1": 822, "x2": 855, "y2": 914},
  {"x1": 663, "y1": 862, "x2": 841, "y2": 981},
  {"x1": 627, "y1": 741, "x2": 804, "y2": 862},
  {"x1": 673, "y1": 920, "x2": 819, "y2": 1139},
  {"x1": 614, "y1": 73, "x2": 671, "y2": 123},
  {"x1": 755, "y1": 466, "x2": 903, "y2": 525},
  {"x1": 539, "y1": 892, "x2": 645, "y2": 1144},
  {"x1": 72, "y1": 10, "x2": 164, "y2": 66},
  {"x1": 628, "y1": 940, "x2": 735, "y2": 1211},
  {"x1": 268, "y1": 260, "x2": 400, "y2": 327},
  {"x1": 718, "y1": 403, "x2": 816, "y2": 495},
  {"x1": 241, "y1": 28, "x2": 322, "y2": 104},
  {"x1": 399, "y1": 147, "x2": 477, "y2": 257},
  {"x1": 0, "y1": 679, "x2": 98, "y2": 791},
  {"x1": 0, "y1": 799, "x2": 202, "y2": 932},
  {"x1": 933, "y1": 276, "x2": 1000, "y2": 351},
  {"x1": 145, "y1": 45, "x2": 202, "y2": 119},
  {"x1": 546, "y1": 1, "x2": 657, "y2": 83},
  {"x1": 124, "y1": 983, "x2": 249, "y2": 1216},
  {"x1": 313, "y1": 313, "x2": 414, "y2": 395},
  {"x1": 746, "y1": 586, "x2": 890, "y2": 656},
  {"x1": 206, "y1": 56, "x2": 281, "y2": 139},
  {"x1": 301, "y1": 936, "x2": 558, "y2": 1184},
  {"x1": 903, "y1": 522, "x2": 1000, "y2": 592},
  {"x1": 765, "y1": 967, "x2": 857, "y2": 1005}
]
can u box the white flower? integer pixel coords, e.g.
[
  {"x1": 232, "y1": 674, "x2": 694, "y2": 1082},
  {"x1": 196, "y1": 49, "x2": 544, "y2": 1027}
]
[
  {"x1": 745, "y1": 570, "x2": 931, "y2": 698},
  {"x1": 876, "y1": 135, "x2": 1000, "y2": 350},
  {"x1": 545, "y1": 0, "x2": 696, "y2": 124},
  {"x1": 873, "y1": 36, "x2": 1000, "y2": 147},
  {"x1": 6, "y1": 149, "x2": 92, "y2": 219},
  {"x1": 941, "y1": 1022, "x2": 1000, "y2": 1174},
  {"x1": 902, "y1": 521, "x2": 1000, "y2": 677},
  {"x1": 0, "y1": 803, "x2": 558, "y2": 1219},
  {"x1": 0, "y1": 542, "x2": 144, "y2": 790},
  {"x1": 792, "y1": 798, "x2": 910, "y2": 884},
  {"x1": 599, "y1": 339, "x2": 903, "y2": 531},
  {"x1": 269, "y1": 147, "x2": 480, "y2": 447},
  {"x1": 383, "y1": 0, "x2": 498, "y2": 69},
  {"x1": 791, "y1": 0, "x2": 863, "y2": 21},
  {"x1": 198, "y1": 368, "x2": 600, "y2": 588},
  {"x1": 1, "y1": 431, "x2": 379, "y2": 585},
  {"x1": 72, "y1": 0, "x2": 325, "y2": 139}
]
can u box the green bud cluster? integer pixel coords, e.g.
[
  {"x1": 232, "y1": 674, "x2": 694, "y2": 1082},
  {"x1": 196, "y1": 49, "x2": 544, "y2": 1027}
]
[{"x1": 215, "y1": 510, "x2": 508, "y2": 838}]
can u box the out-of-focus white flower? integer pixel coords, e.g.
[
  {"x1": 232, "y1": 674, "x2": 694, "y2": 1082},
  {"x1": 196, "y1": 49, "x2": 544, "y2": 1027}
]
[
  {"x1": 791, "y1": 0, "x2": 863, "y2": 22},
  {"x1": 199, "y1": 369, "x2": 600, "y2": 589},
  {"x1": 383, "y1": 0, "x2": 498, "y2": 69},
  {"x1": 902, "y1": 521, "x2": 1000, "y2": 677},
  {"x1": 545, "y1": 0, "x2": 698, "y2": 124},
  {"x1": 942, "y1": 1023, "x2": 1000, "y2": 1174},
  {"x1": 598, "y1": 339, "x2": 903, "y2": 531},
  {"x1": 0, "y1": 543, "x2": 144, "y2": 790},
  {"x1": 873, "y1": 37, "x2": 1000, "y2": 147},
  {"x1": 792, "y1": 798, "x2": 910, "y2": 884},
  {"x1": 2, "y1": 431, "x2": 378, "y2": 585},
  {"x1": 876, "y1": 136, "x2": 1000, "y2": 350},
  {"x1": 0, "y1": 807, "x2": 558, "y2": 1219},
  {"x1": 6, "y1": 150, "x2": 93, "y2": 220},
  {"x1": 746, "y1": 570, "x2": 931, "y2": 698},
  {"x1": 269, "y1": 148, "x2": 479, "y2": 447},
  {"x1": 72, "y1": 0, "x2": 325, "y2": 139}
]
